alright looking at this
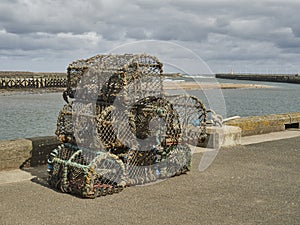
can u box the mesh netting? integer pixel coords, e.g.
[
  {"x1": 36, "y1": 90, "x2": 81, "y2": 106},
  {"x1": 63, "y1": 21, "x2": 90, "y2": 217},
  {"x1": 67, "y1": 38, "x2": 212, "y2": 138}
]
[{"x1": 48, "y1": 54, "x2": 207, "y2": 198}]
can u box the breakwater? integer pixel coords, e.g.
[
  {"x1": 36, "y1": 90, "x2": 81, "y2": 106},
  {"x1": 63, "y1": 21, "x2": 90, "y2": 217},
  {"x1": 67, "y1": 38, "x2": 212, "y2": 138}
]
[
  {"x1": 0, "y1": 71, "x2": 67, "y2": 89},
  {"x1": 216, "y1": 73, "x2": 300, "y2": 84}
]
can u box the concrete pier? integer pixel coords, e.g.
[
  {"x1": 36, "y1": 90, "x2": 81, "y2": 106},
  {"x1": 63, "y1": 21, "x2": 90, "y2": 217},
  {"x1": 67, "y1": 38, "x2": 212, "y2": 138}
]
[
  {"x1": 0, "y1": 71, "x2": 67, "y2": 89},
  {"x1": 0, "y1": 135, "x2": 299, "y2": 225},
  {"x1": 0, "y1": 136, "x2": 60, "y2": 170},
  {"x1": 1, "y1": 113, "x2": 300, "y2": 171},
  {"x1": 216, "y1": 73, "x2": 300, "y2": 84},
  {"x1": 0, "y1": 112, "x2": 299, "y2": 224},
  {"x1": 225, "y1": 112, "x2": 300, "y2": 136}
]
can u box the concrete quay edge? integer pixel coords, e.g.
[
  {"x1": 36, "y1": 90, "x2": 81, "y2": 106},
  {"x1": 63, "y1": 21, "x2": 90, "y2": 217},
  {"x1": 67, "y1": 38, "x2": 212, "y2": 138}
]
[
  {"x1": 0, "y1": 112, "x2": 299, "y2": 172},
  {"x1": 0, "y1": 136, "x2": 60, "y2": 171},
  {"x1": 225, "y1": 112, "x2": 300, "y2": 136},
  {"x1": 1, "y1": 128, "x2": 300, "y2": 186}
]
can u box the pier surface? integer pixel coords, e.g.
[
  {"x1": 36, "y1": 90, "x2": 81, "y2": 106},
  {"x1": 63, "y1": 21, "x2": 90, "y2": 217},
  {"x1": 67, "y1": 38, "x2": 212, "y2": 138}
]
[{"x1": 1, "y1": 133, "x2": 299, "y2": 225}]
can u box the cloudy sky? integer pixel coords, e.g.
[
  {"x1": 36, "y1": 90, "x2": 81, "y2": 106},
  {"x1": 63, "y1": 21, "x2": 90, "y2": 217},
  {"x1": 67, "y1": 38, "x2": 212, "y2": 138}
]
[{"x1": 0, "y1": 0, "x2": 299, "y2": 74}]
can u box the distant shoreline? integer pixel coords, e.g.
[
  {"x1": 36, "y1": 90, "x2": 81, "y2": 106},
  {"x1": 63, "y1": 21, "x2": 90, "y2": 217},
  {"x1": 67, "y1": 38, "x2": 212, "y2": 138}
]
[
  {"x1": 0, "y1": 71, "x2": 66, "y2": 77},
  {"x1": 0, "y1": 81, "x2": 274, "y2": 96},
  {"x1": 0, "y1": 87, "x2": 65, "y2": 96},
  {"x1": 216, "y1": 73, "x2": 300, "y2": 84},
  {"x1": 163, "y1": 81, "x2": 274, "y2": 90}
]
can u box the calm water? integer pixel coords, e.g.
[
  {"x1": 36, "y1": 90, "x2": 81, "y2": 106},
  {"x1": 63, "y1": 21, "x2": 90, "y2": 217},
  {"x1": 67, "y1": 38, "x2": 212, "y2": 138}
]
[
  {"x1": 200, "y1": 78, "x2": 300, "y2": 117},
  {"x1": 0, "y1": 78, "x2": 299, "y2": 140},
  {"x1": 0, "y1": 92, "x2": 65, "y2": 140},
  {"x1": 218, "y1": 79, "x2": 300, "y2": 117}
]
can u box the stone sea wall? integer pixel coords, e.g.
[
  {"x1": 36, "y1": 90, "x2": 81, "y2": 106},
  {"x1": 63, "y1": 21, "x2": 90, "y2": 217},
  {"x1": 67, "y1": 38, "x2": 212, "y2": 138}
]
[
  {"x1": 225, "y1": 112, "x2": 300, "y2": 136},
  {"x1": 0, "y1": 136, "x2": 60, "y2": 170}
]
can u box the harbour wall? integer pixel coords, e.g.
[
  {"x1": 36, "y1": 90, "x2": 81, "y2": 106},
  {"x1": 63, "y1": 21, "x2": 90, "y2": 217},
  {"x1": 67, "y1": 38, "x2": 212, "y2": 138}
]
[
  {"x1": 216, "y1": 73, "x2": 300, "y2": 84},
  {"x1": 225, "y1": 112, "x2": 300, "y2": 136},
  {"x1": 0, "y1": 136, "x2": 60, "y2": 170},
  {"x1": 0, "y1": 71, "x2": 67, "y2": 89},
  {"x1": 0, "y1": 71, "x2": 182, "y2": 89},
  {"x1": 0, "y1": 112, "x2": 299, "y2": 171}
]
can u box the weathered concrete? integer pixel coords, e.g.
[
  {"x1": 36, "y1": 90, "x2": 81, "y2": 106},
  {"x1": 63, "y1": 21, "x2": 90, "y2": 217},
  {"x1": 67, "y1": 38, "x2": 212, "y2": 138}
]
[
  {"x1": 225, "y1": 112, "x2": 300, "y2": 136},
  {"x1": 0, "y1": 126, "x2": 242, "y2": 171},
  {"x1": 0, "y1": 136, "x2": 60, "y2": 170},
  {"x1": 26, "y1": 136, "x2": 61, "y2": 167},
  {"x1": 199, "y1": 125, "x2": 242, "y2": 149},
  {"x1": 0, "y1": 137, "x2": 299, "y2": 225},
  {"x1": 3, "y1": 129, "x2": 299, "y2": 183},
  {"x1": 1, "y1": 112, "x2": 298, "y2": 171},
  {"x1": 0, "y1": 139, "x2": 32, "y2": 170},
  {"x1": 1, "y1": 112, "x2": 299, "y2": 171}
]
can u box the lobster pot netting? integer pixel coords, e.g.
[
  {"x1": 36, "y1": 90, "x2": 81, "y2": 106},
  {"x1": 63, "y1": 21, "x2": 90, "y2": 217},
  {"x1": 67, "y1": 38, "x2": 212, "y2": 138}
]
[
  {"x1": 49, "y1": 54, "x2": 207, "y2": 197},
  {"x1": 166, "y1": 95, "x2": 207, "y2": 146},
  {"x1": 48, "y1": 144, "x2": 126, "y2": 198}
]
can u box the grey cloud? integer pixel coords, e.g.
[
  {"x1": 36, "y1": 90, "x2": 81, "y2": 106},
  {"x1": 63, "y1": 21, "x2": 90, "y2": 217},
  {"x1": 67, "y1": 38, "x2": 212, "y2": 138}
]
[
  {"x1": 0, "y1": 0, "x2": 299, "y2": 72},
  {"x1": 0, "y1": 29, "x2": 102, "y2": 51}
]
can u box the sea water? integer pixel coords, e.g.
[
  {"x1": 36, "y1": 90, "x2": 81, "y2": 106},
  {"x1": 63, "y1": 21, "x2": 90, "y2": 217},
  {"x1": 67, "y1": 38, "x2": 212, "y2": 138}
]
[
  {"x1": 0, "y1": 92, "x2": 65, "y2": 140},
  {"x1": 0, "y1": 78, "x2": 299, "y2": 140}
]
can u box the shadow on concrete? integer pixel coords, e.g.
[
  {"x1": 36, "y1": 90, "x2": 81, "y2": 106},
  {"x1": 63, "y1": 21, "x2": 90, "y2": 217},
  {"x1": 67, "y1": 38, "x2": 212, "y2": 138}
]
[
  {"x1": 18, "y1": 137, "x2": 63, "y2": 190},
  {"x1": 22, "y1": 165, "x2": 50, "y2": 188},
  {"x1": 20, "y1": 136, "x2": 60, "y2": 169},
  {"x1": 21, "y1": 164, "x2": 85, "y2": 198}
]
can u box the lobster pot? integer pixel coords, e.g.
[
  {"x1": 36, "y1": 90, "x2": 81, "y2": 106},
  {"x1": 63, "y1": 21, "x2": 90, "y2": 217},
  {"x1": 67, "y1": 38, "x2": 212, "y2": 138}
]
[
  {"x1": 48, "y1": 144, "x2": 126, "y2": 198},
  {"x1": 166, "y1": 95, "x2": 207, "y2": 146},
  {"x1": 124, "y1": 144, "x2": 192, "y2": 186},
  {"x1": 48, "y1": 54, "x2": 208, "y2": 197},
  {"x1": 55, "y1": 103, "x2": 74, "y2": 143},
  {"x1": 48, "y1": 143, "x2": 192, "y2": 196}
]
